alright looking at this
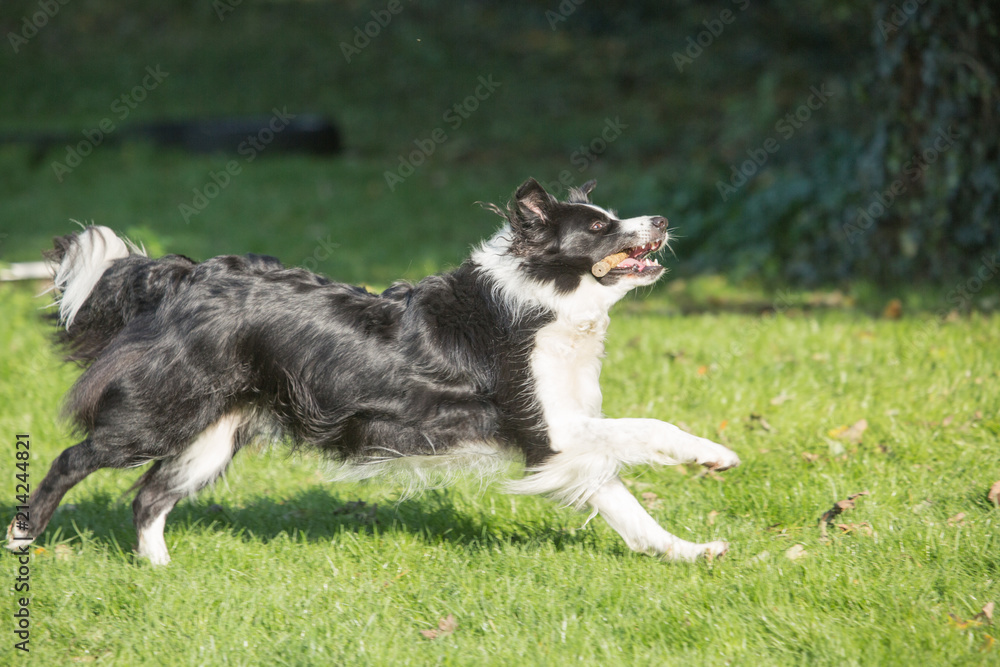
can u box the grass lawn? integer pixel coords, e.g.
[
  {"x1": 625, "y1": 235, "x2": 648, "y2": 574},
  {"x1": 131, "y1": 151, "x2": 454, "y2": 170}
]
[
  {"x1": 1, "y1": 273, "x2": 997, "y2": 665},
  {"x1": 2, "y1": 3, "x2": 997, "y2": 664}
]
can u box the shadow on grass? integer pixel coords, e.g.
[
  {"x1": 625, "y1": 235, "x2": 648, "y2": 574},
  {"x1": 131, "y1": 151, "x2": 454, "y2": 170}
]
[{"x1": 28, "y1": 486, "x2": 599, "y2": 561}]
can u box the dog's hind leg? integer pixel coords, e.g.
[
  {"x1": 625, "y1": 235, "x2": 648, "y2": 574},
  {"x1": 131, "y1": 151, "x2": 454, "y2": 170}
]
[
  {"x1": 130, "y1": 462, "x2": 189, "y2": 566},
  {"x1": 6, "y1": 439, "x2": 120, "y2": 550},
  {"x1": 132, "y1": 412, "x2": 245, "y2": 565}
]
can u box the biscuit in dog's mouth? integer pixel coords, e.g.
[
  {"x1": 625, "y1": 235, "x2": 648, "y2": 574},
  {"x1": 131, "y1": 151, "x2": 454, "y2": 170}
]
[{"x1": 592, "y1": 241, "x2": 662, "y2": 277}]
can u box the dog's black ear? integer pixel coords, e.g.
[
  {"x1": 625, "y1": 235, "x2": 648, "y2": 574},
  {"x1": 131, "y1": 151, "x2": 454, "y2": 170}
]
[
  {"x1": 515, "y1": 178, "x2": 556, "y2": 222},
  {"x1": 567, "y1": 179, "x2": 597, "y2": 204}
]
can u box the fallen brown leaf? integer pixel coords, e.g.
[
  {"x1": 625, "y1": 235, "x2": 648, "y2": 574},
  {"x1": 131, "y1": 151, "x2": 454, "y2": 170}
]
[
  {"x1": 820, "y1": 491, "x2": 870, "y2": 526},
  {"x1": 748, "y1": 413, "x2": 772, "y2": 431},
  {"x1": 420, "y1": 614, "x2": 457, "y2": 640},
  {"x1": 988, "y1": 481, "x2": 1000, "y2": 507},
  {"x1": 947, "y1": 512, "x2": 966, "y2": 525},
  {"x1": 830, "y1": 419, "x2": 868, "y2": 444},
  {"x1": 707, "y1": 510, "x2": 719, "y2": 526},
  {"x1": 641, "y1": 492, "x2": 658, "y2": 508},
  {"x1": 974, "y1": 602, "x2": 995, "y2": 624},
  {"x1": 770, "y1": 391, "x2": 793, "y2": 406},
  {"x1": 802, "y1": 452, "x2": 820, "y2": 463}
]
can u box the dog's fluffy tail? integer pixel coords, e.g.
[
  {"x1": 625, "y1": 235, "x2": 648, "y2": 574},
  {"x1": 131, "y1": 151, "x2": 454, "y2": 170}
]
[
  {"x1": 46, "y1": 225, "x2": 195, "y2": 363},
  {"x1": 49, "y1": 225, "x2": 136, "y2": 328}
]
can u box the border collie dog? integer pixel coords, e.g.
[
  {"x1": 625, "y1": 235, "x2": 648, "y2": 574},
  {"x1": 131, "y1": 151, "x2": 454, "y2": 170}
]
[{"x1": 7, "y1": 179, "x2": 739, "y2": 565}]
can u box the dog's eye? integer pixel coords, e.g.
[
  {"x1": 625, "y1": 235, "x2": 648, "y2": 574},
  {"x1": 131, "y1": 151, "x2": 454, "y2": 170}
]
[{"x1": 590, "y1": 221, "x2": 607, "y2": 231}]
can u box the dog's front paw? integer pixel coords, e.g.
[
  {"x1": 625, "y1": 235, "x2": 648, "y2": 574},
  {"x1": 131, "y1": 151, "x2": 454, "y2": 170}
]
[
  {"x1": 702, "y1": 540, "x2": 729, "y2": 560},
  {"x1": 664, "y1": 539, "x2": 730, "y2": 562},
  {"x1": 697, "y1": 445, "x2": 741, "y2": 472}
]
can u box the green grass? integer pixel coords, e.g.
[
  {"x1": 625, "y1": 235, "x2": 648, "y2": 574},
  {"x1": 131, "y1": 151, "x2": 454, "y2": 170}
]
[
  {"x1": 2, "y1": 279, "x2": 998, "y2": 665},
  {"x1": 2, "y1": 3, "x2": 997, "y2": 664}
]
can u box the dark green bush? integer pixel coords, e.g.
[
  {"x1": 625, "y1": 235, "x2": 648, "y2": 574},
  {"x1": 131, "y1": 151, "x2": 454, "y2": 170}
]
[{"x1": 672, "y1": 0, "x2": 998, "y2": 286}]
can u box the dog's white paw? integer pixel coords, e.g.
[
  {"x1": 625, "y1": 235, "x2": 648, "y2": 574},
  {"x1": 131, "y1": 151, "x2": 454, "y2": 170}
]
[
  {"x1": 663, "y1": 540, "x2": 730, "y2": 562},
  {"x1": 702, "y1": 540, "x2": 729, "y2": 560},
  {"x1": 697, "y1": 445, "x2": 741, "y2": 472},
  {"x1": 136, "y1": 538, "x2": 171, "y2": 566},
  {"x1": 140, "y1": 550, "x2": 171, "y2": 567}
]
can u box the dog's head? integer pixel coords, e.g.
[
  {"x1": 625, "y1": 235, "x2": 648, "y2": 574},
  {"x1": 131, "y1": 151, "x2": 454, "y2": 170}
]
[{"x1": 501, "y1": 178, "x2": 668, "y2": 293}]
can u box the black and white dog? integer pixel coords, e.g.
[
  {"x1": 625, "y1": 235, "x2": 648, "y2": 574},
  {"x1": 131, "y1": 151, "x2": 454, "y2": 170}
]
[{"x1": 7, "y1": 179, "x2": 739, "y2": 565}]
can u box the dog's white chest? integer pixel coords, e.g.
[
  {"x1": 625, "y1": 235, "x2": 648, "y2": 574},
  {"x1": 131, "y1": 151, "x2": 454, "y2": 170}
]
[{"x1": 529, "y1": 314, "x2": 608, "y2": 441}]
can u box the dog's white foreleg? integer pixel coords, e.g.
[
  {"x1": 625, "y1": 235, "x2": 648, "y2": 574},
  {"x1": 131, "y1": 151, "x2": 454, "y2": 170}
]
[
  {"x1": 562, "y1": 417, "x2": 741, "y2": 470},
  {"x1": 509, "y1": 417, "x2": 740, "y2": 508},
  {"x1": 586, "y1": 477, "x2": 728, "y2": 560}
]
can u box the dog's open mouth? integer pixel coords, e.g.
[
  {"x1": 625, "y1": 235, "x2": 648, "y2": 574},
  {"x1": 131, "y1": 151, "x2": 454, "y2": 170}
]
[
  {"x1": 595, "y1": 241, "x2": 662, "y2": 275},
  {"x1": 591, "y1": 241, "x2": 664, "y2": 277},
  {"x1": 612, "y1": 241, "x2": 663, "y2": 273}
]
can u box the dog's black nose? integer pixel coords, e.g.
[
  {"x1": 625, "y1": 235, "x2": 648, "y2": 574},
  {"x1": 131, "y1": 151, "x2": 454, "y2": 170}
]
[{"x1": 650, "y1": 216, "x2": 667, "y2": 229}]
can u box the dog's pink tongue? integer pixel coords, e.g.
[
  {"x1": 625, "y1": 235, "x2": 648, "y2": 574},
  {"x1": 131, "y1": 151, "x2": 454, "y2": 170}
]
[{"x1": 618, "y1": 258, "x2": 639, "y2": 268}]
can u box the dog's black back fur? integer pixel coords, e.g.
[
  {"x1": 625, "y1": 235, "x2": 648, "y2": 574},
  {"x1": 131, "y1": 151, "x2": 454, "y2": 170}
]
[{"x1": 60, "y1": 253, "x2": 555, "y2": 470}]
